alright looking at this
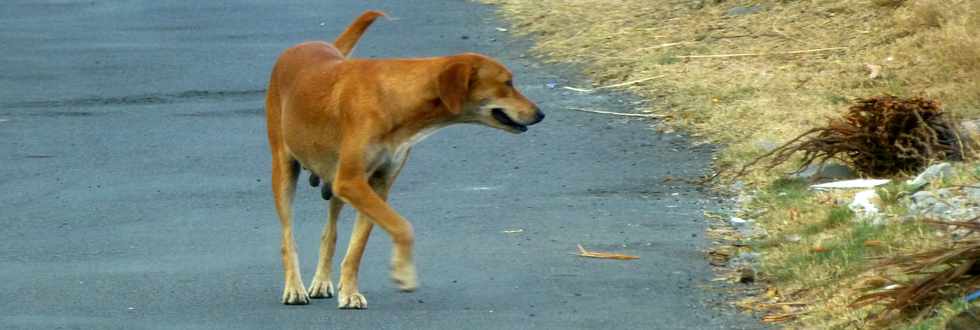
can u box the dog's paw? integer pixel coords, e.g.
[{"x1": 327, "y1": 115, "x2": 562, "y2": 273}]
[
  {"x1": 282, "y1": 284, "x2": 310, "y2": 305},
  {"x1": 390, "y1": 262, "x2": 417, "y2": 292},
  {"x1": 337, "y1": 291, "x2": 367, "y2": 309},
  {"x1": 308, "y1": 277, "x2": 335, "y2": 299}
]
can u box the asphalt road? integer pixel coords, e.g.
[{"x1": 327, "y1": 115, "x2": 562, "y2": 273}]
[{"x1": 0, "y1": 1, "x2": 760, "y2": 329}]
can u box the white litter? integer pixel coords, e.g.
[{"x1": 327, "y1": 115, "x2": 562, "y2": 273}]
[
  {"x1": 810, "y1": 179, "x2": 890, "y2": 190},
  {"x1": 848, "y1": 189, "x2": 883, "y2": 225},
  {"x1": 495, "y1": 27, "x2": 508, "y2": 32}
]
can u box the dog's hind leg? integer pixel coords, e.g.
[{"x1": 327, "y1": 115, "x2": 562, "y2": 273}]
[
  {"x1": 272, "y1": 154, "x2": 309, "y2": 305},
  {"x1": 309, "y1": 197, "x2": 343, "y2": 299},
  {"x1": 266, "y1": 72, "x2": 308, "y2": 305}
]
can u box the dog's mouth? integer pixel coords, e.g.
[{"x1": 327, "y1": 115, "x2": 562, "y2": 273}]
[{"x1": 491, "y1": 108, "x2": 528, "y2": 133}]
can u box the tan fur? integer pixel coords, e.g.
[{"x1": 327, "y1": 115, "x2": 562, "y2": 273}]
[{"x1": 265, "y1": 10, "x2": 544, "y2": 308}]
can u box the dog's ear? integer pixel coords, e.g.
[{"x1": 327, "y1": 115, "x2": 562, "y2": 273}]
[{"x1": 437, "y1": 62, "x2": 473, "y2": 115}]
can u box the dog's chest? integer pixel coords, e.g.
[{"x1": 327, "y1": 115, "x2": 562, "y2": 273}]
[
  {"x1": 369, "y1": 126, "x2": 443, "y2": 174},
  {"x1": 397, "y1": 126, "x2": 440, "y2": 154}
]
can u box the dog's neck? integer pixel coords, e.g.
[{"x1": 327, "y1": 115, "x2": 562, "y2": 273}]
[
  {"x1": 362, "y1": 57, "x2": 474, "y2": 149},
  {"x1": 382, "y1": 96, "x2": 459, "y2": 150}
]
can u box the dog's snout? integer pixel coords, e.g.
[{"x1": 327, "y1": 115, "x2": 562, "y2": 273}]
[{"x1": 529, "y1": 107, "x2": 545, "y2": 125}]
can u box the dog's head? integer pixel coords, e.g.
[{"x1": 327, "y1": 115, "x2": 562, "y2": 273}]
[{"x1": 438, "y1": 53, "x2": 544, "y2": 133}]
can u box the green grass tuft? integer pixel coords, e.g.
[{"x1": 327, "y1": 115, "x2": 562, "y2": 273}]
[{"x1": 802, "y1": 207, "x2": 853, "y2": 236}]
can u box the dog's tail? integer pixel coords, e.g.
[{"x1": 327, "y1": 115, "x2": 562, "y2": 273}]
[{"x1": 333, "y1": 10, "x2": 386, "y2": 57}]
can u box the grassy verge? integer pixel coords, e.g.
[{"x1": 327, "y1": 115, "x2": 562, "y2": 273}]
[
  {"x1": 484, "y1": 0, "x2": 980, "y2": 328},
  {"x1": 730, "y1": 165, "x2": 980, "y2": 327}
]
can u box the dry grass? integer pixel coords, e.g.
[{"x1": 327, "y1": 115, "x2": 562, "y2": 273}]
[
  {"x1": 486, "y1": 0, "x2": 980, "y2": 182},
  {"x1": 484, "y1": 0, "x2": 980, "y2": 328}
]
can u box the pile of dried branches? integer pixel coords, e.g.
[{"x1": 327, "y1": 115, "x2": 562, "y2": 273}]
[
  {"x1": 736, "y1": 95, "x2": 972, "y2": 177},
  {"x1": 851, "y1": 221, "x2": 980, "y2": 324}
]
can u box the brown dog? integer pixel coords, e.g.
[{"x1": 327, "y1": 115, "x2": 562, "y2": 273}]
[{"x1": 265, "y1": 10, "x2": 544, "y2": 308}]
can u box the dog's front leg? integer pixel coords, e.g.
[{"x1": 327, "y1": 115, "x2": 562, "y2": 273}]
[
  {"x1": 335, "y1": 161, "x2": 408, "y2": 308},
  {"x1": 333, "y1": 148, "x2": 418, "y2": 301},
  {"x1": 336, "y1": 212, "x2": 374, "y2": 309}
]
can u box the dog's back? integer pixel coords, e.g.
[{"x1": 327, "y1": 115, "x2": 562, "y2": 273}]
[{"x1": 266, "y1": 11, "x2": 386, "y2": 147}]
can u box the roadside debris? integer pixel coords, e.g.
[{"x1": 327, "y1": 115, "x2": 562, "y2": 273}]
[
  {"x1": 848, "y1": 189, "x2": 884, "y2": 225},
  {"x1": 561, "y1": 75, "x2": 664, "y2": 93},
  {"x1": 852, "y1": 224, "x2": 980, "y2": 324},
  {"x1": 732, "y1": 96, "x2": 973, "y2": 179},
  {"x1": 810, "y1": 179, "x2": 890, "y2": 190},
  {"x1": 575, "y1": 244, "x2": 639, "y2": 260},
  {"x1": 565, "y1": 107, "x2": 663, "y2": 118},
  {"x1": 677, "y1": 47, "x2": 847, "y2": 59}
]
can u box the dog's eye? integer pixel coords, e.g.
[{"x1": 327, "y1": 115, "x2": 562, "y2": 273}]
[{"x1": 505, "y1": 79, "x2": 513, "y2": 87}]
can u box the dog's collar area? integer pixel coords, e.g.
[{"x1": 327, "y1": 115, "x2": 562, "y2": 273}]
[{"x1": 491, "y1": 108, "x2": 528, "y2": 132}]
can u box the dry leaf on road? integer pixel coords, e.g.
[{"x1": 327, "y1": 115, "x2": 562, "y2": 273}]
[{"x1": 575, "y1": 244, "x2": 639, "y2": 260}]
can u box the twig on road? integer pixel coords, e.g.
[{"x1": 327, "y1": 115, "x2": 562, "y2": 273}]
[
  {"x1": 562, "y1": 75, "x2": 665, "y2": 93},
  {"x1": 676, "y1": 47, "x2": 847, "y2": 59},
  {"x1": 566, "y1": 107, "x2": 664, "y2": 118},
  {"x1": 575, "y1": 244, "x2": 640, "y2": 260}
]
